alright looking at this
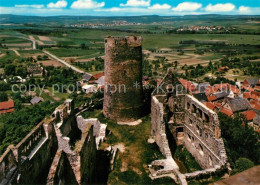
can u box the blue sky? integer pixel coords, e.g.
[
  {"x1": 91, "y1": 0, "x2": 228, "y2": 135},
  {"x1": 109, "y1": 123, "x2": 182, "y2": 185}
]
[{"x1": 0, "y1": 0, "x2": 259, "y2": 16}]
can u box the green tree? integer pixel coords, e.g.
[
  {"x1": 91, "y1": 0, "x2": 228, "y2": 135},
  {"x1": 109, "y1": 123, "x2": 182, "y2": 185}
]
[
  {"x1": 235, "y1": 158, "x2": 254, "y2": 173},
  {"x1": 4, "y1": 64, "x2": 16, "y2": 76},
  {"x1": 0, "y1": 92, "x2": 8, "y2": 102}
]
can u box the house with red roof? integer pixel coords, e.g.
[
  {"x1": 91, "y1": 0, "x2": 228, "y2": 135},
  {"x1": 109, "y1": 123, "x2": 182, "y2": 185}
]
[
  {"x1": 241, "y1": 110, "x2": 257, "y2": 121},
  {"x1": 218, "y1": 66, "x2": 229, "y2": 72},
  {"x1": 0, "y1": 100, "x2": 14, "y2": 114},
  {"x1": 92, "y1": 72, "x2": 104, "y2": 80},
  {"x1": 219, "y1": 108, "x2": 233, "y2": 117},
  {"x1": 242, "y1": 78, "x2": 259, "y2": 87}
]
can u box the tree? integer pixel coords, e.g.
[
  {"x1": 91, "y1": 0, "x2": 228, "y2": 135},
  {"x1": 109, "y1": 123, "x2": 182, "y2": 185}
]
[
  {"x1": 4, "y1": 64, "x2": 16, "y2": 76},
  {"x1": 235, "y1": 158, "x2": 254, "y2": 173},
  {"x1": 0, "y1": 92, "x2": 8, "y2": 102},
  {"x1": 219, "y1": 113, "x2": 260, "y2": 166}
]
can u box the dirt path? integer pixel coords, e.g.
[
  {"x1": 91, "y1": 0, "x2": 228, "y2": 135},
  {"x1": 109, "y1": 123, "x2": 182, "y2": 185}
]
[
  {"x1": 43, "y1": 50, "x2": 85, "y2": 74},
  {"x1": 12, "y1": 49, "x2": 21, "y2": 56}
]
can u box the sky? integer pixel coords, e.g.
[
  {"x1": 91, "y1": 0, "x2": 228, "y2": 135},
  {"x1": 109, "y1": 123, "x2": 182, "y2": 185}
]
[{"x1": 0, "y1": 0, "x2": 259, "y2": 16}]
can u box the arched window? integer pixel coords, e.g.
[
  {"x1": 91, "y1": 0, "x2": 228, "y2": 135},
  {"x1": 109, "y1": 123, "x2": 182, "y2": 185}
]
[
  {"x1": 204, "y1": 113, "x2": 210, "y2": 123},
  {"x1": 187, "y1": 102, "x2": 190, "y2": 110},
  {"x1": 191, "y1": 104, "x2": 197, "y2": 113},
  {"x1": 199, "y1": 144, "x2": 204, "y2": 156},
  {"x1": 209, "y1": 156, "x2": 213, "y2": 166}
]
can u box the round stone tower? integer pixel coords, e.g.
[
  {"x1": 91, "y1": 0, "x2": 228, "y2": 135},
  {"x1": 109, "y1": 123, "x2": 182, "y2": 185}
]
[{"x1": 103, "y1": 36, "x2": 144, "y2": 123}]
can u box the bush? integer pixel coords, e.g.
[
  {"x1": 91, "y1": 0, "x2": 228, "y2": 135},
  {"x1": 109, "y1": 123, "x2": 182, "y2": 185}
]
[
  {"x1": 0, "y1": 92, "x2": 8, "y2": 102},
  {"x1": 234, "y1": 158, "x2": 254, "y2": 173}
]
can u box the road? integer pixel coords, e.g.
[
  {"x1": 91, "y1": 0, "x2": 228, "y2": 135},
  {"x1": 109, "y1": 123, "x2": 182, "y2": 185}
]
[
  {"x1": 19, "y1": 36, "x2": 36, "y2": 50},
  {"x1": 42, "y1": 50, "x2": 85, "y2": 74}
]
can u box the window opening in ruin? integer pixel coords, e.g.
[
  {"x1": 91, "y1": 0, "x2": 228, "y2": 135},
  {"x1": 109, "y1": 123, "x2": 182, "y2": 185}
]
[
  {"x1": 177, "y1": 127, "x2": 184, "y2": 134},
  {"x1": 192, "y1": 104, "x2": 196, "y2": 114},
  {"x1": 204, "y1": 113, "x2": 210, "y2": 123},
  {"x1": 209, "y1": 156, "x2": 213, "y2": 166},
  {"x1": 187, "y1": 133, "x2": 191, "y2": 141},
  {"x1": 187, "y1": 102, "x2": 190, "y2": 109},
  {"x1": 199, "y1": 144, "x2": 204, "y2": 156},
  {"x1": 189, "y1": 118, "x2": 193, "y2": 125},
  {"x1": 198, "y1": 109, "x2": 203, "y2": 119}
]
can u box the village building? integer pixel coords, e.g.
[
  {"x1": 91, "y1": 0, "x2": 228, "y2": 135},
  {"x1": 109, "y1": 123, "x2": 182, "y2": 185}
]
[
  {"x1": 0, "y1": 100, "x2": 14, "y2": 114},
  {"x1": 30, "y1": 96, "x2": 44, "y2": 105}
]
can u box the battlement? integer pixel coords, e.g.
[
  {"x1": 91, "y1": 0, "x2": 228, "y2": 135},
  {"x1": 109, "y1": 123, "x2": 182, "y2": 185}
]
[{"x1": 105, "y1": 36, "x2": 142, "y2": 47}]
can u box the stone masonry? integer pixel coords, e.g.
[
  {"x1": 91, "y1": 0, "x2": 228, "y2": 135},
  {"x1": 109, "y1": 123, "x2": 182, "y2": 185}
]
[
  {"x1": 103, "y1": 36, "x2": 144, "y2": 122},
  {"x1": 150, "y1": 68, "x2": 228, "y2": 184},
  {"x1": 0, "y1": 99, "x2": 107, "y2": 185}
]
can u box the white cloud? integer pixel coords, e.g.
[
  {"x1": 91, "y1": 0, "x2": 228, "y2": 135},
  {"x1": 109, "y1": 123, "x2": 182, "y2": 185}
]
[
  {"x1": 172, "y1": 2, "x2": 202, "y2": 12},
  {"x1": 71, "y1": 0, "x2": 105, "y2": 9},
  {"x1": 148, "y1": 4, "x2": 171, "y2": 10},
  {"x1": 15, "y1": 4, "x2": 44, "y2": 9},
  {"x1": 120, "y1": 0, "x2": 150, "y2": 7},
  {"x1": 239, "y1": 6, "x2": 250, "y2": 12},
  {"x1": 205, "y1": 3, "x2": 235, "y2": 12},
  {"x1": 47, "y1": 0, "x2": 67, "y2": 8}
]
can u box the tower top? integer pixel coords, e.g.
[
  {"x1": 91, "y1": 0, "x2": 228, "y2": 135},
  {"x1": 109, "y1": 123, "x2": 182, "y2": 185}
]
[{"x1": 105, "y1": 36, "x2": 142, "y2": 47}]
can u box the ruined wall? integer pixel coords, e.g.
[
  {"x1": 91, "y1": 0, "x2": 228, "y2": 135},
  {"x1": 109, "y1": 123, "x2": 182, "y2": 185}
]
[
  {"x1": 150, "y1": 69, "x2": 228, "y2": 184},
  {"x1": 18, "y1": 122, "x2": 58, "y2": 184},
  {"x1": 103, "y1": 36, "x2": 144, "y2": 122},
  {"x1": 151, "y1": 96, "x2": 172, "y2": 158},
  {"x1": 0, "y1": 99, "x2": 99, "y2": 185},
  {"x1": 79, "y1": 126, "x2": 96, "y2": 184},
  {"x1": 183, "y1": 95, "x2": 227, "y2": 169}
]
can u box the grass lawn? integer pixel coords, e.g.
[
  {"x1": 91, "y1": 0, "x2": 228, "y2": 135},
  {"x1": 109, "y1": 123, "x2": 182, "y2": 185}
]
[
  {"x1": 64, "y1": 29, "x2": 260, "y2": 49},
  {"x1": 81, "y1": 109, "x2": 175, "y2": 185},
  {"x1": 45, "y1": 48, "x2": 103, "y2": 58}
]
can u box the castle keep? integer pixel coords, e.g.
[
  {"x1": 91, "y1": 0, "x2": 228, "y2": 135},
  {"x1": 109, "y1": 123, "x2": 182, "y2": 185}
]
[{"x1": 103, "y1": 36, "x2": 144, "y2": 122}]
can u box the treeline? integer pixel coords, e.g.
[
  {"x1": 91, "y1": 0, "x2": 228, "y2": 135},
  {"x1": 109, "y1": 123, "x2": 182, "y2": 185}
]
[
  {"x1": 0, "y1": 101, "x2": 60, "y2": 154},
  {"x1": 167, "y1": 29, "x2": 260, "y2": 35},
  {"x1": 218, "y1": 113, "x2": 260, "y2": 173},
  {"x1": 74, "y1": 58, "x2": 104, "y2": 72}
]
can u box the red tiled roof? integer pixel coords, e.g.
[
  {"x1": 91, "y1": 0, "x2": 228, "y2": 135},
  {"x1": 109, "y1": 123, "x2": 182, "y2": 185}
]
[
  {"x1": 251, "y1": 91, "x2": 260, "y2": 100},
  {"x1": 179, "y1": 78, "x2": 197, "y2": 92},
  {"x1": 214, "y1": 102, "x2": 222, "y2": 108},
  {"x1": 92, "y1": 72, "x2": 104, "y2": 80},
  {"x1": 243, "y1": 92, "x2": 251, "y2": 99},
  {"x1": 203, "y1": 102, "x2": 216, "y2": 110},
  {"x1": 220, "y1": 108, "x2": 233, "y2": 117},
  {"x1": 243, "y1": 91, "x2": 260, "y2": 100},
  {"x1": 243, "y1": 86, "x2": 254, "y2": 92},
  {"x1": 0, "y1": 100, "x2": 14, "y2": 110},
  {"x1": 250, "y1": 100, "x2": 260, "y2": 110},
  {"x1": 230, "y1": 85, "x2": 240, "y2": 94},
  {"x1": 241, "y1": 110, "x2": 257, "y2": 121},
  {"x1": 205, "y1": 86, "x2": 216, "y2": 95},
  {"x1": 218, "y1": 66, "x2": 229, "y2": 72},
  {"x1": 0, "y1": 108, "x2": 14, "y2": 114},
  {"x1": 207, "y1": 95, "x2": 217, "y2": 101},
  {"x1": 0, "y1": 100, "x2": 14, "y2": 114},
  {"x1": 255, "y1": 85, "x2": 260, "y2": 91}
]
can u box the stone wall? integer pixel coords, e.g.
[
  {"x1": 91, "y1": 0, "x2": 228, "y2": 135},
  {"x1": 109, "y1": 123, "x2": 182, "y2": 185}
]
[
  {"x1": 150, "y1": 69, "x2": 228, "y2": 184},
  {"x1": 0, "y1": 99, "x2": 99, "y2": 185},
  {"x1": 183, "y1": 95, "x2": 227, "y2": 169},
  {"x1": 151, "y1": 96, "x2": 172, "y2": 158},
  {"x1": 103, "y1": 36, "x2": 144, "y2": 122}
]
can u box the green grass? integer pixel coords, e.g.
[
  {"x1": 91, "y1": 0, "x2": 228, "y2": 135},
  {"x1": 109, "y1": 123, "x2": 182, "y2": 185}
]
[
  {"x1": 45, "y1": 48, "x2": 103, "y2": 58},
  {"x1": 81, "y1": 109, "x2": 175, "y2": 185},
  {"x1": 0, "y1": 37, "x2": 29, "y2": 44},
  {"x1": 18, "y1": 49, "x2": 43, "y2": 54},
  {"x1": 61, "y1": 29, "x2": 260, "y2": 49}
]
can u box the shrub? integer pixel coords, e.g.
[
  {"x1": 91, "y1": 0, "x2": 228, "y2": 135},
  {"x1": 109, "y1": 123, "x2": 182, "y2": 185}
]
[{"x1": 234, "y1": 158, "x2": 254, "y2": 173}]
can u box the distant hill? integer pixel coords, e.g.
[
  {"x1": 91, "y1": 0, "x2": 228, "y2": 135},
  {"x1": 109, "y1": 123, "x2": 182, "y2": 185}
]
[{"x1": 0, "y1": 14, "x2": 259, "y2": 25}]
